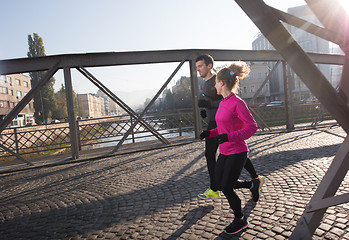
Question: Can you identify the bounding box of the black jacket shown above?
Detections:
[200,75,222,121]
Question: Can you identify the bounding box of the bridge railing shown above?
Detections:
[0,49,343,165]
[0,103,335,162]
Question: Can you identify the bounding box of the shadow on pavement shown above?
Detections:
[0,137,342,239]
[0,149,207,239]
[165,205,214,240]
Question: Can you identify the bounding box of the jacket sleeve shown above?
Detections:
[227,100,258,142]
[209,128,218,138]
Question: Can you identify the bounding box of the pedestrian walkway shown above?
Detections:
[0,125,348,239]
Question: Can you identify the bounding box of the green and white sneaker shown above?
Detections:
[198,188,221,199]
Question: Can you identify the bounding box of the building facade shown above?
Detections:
[0,74,35,126]
[96,90,120,116]
[252,4,331,103]
[239,62,271,104]
[77,93,106,119]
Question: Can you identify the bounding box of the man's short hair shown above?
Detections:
[195,54,214,66]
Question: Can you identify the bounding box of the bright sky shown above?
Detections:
[0,0,317,98]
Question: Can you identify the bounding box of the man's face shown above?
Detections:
[195,60,211,78]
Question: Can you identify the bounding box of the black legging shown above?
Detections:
[204,121,258,189]
[214,152,248,218]
[245,157,258,179]
[205,121,219,189]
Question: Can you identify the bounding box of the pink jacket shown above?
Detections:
[209,93,257,155]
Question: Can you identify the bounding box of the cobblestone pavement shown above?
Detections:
[0,125,348,239]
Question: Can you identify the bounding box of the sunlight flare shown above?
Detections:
[339,0,349,13]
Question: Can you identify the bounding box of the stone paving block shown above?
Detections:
[343,232,349,239]
[0,126,348,239]
[273,234,287,240]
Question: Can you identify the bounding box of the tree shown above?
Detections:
[172,77,192,109]
[52,84,67,120]
[27,33,57,123]
[145,77,205,111]
[52,84,80,120]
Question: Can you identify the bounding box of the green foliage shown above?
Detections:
[52,84,80,120]
[27,33,57,123]
[52,84,68,119]
[150,77,204,111]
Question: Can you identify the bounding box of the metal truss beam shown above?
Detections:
[109,59,187,153]
[305,0,349,102]
[283,61,294,130]
[247,61,279,131]
[64,67,79,160]
[189,58,202,138]
[0,49,345,76]
[235,0,349,133]
[305,0,349,53]
[250,61,280,104]
[270,7,346,46]
[291,136,349,238]
[0,143,33,166]
[76,67,170,150]
[234,0,349,238]
[0,61,60,133]
[0,62,60,164]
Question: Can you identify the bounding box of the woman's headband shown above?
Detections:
[229,71,236,78]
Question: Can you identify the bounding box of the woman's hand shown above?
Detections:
[200,110,207,118]
[215,133,228,144]
[200,130,210,140]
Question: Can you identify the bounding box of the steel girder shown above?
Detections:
[234,0,349,238]
[0,62,60,163]
[64,67,79,160]
[76,67,171,152]
[305,0,349,106]
[0,49,344,75]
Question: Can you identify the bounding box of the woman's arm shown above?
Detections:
[227,100,257,142]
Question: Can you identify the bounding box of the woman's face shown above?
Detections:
[215,77,223,95]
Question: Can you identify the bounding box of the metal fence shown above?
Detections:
[0,49,344,166]
[0,103,335,162]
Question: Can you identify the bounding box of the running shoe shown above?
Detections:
[250,176,264,202]
[224,216,249,235]
[198,188,221,199]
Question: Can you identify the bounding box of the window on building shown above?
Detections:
[9,102,15,108]
[0,75,5,83]
[1,87,8,94]
[243,87,247,93]
[15,79,20,85]
[7,77,12,85]
[9,89,13,96]
[251,86,255,93]
[0,101,8,108]
[23,81,28,87]
[16,91,22,98]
